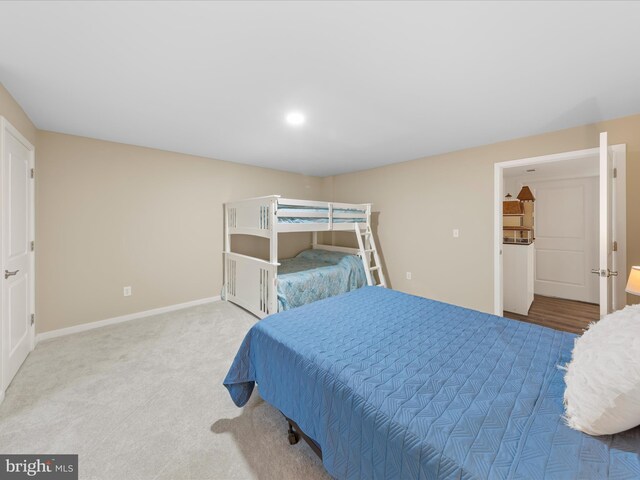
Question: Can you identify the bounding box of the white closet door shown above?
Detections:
[1,119,34,393]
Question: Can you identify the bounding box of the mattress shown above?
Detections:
[277,249,366,311]
[224,287,640,479]
[277,204,367,224]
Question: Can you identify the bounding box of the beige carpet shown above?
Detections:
[0,301,330,480]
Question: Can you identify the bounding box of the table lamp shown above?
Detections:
[626,266,640,296]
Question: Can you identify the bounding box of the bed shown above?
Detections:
[224,287,640,479]
[224,195,385,318]
[277,249,367,311]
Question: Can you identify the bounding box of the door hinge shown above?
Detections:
[30,240,35,252]
[613,167,617,179]
[30,168,35,179]
[30,314,35,326]
[613,240,618,252]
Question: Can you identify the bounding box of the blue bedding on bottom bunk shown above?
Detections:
[224,287,640,479]
[276,249,366,311]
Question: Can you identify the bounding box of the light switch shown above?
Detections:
[453,229,460,238]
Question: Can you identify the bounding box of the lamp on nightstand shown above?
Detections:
[625,266,640,296]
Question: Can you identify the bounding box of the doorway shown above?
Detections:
[493,136,626,328]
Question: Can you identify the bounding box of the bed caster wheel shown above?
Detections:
[288,430,299,445]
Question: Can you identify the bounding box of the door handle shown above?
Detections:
[4,269,19,279]
[591,268,618,277]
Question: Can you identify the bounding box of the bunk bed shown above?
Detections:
[223,195,385,318]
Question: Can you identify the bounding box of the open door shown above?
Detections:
[1,117,35,397]
[597,132,615,317]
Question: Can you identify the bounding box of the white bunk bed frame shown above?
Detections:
[223,195,386,318]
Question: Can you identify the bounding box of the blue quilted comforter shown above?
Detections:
[277,249,366,311]
[224,287,640,479]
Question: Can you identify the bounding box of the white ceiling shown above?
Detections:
[1,1,639,176]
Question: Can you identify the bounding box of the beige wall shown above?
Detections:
[0,83,36,146]
[328,114,640,313]
[4,81,640,332]
[36,132,325,332]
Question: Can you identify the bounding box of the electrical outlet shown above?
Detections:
[453,229,460,238]
[123,286,132,297]
[406,272,412,280]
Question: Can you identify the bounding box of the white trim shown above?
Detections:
[496,147,599,170]
[1,117,34,153]
[599,133,609,316]
[613,145,627,310]
[36,296,220,343]
[494,144,627,316]
[494,162,504,315]
[29,125,36,352]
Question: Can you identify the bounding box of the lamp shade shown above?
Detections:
[626,266,640,296]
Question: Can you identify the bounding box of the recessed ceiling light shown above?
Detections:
[285,111,305,127]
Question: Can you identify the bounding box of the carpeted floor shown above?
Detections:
[0,301,330,480]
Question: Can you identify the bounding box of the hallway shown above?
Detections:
[504,294,599,335]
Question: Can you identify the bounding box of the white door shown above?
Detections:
[532,177,599,303]
[1,118,34,393]
[598,132,614,317]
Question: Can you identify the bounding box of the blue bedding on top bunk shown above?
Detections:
[277,204,367,224]
[277,249,366,311]
[279,217,366,224]
[224,287,640,480]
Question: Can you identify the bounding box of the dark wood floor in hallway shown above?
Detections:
[504,294,599,334]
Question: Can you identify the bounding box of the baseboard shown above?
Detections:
[36,296,221,343]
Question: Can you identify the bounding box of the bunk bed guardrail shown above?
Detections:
[225,252,278,317]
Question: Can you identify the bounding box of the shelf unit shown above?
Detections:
[502,194,534,245]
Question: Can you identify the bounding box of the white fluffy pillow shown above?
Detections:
[563,303,640,436]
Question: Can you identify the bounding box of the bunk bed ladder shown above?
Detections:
[355,223,387,288]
